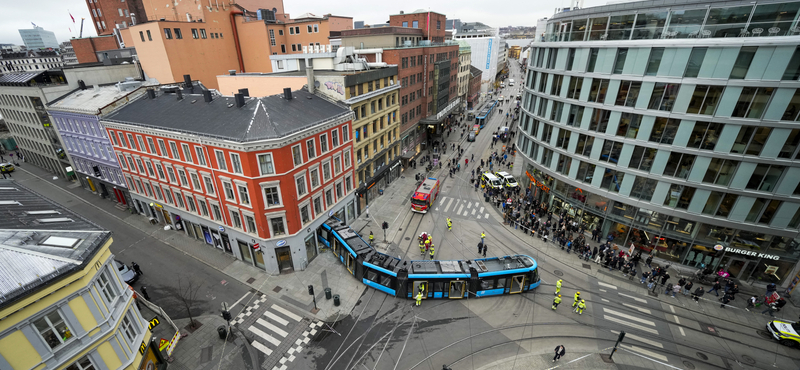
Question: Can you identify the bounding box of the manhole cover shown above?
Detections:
[246,277,256,284]
[696,352,708,360]
[273,286,282,293]
[756,330,773,339]
[405,237,410,240]
[554,270,564,276]
[741,355,755,365]
[582,263,591,269]
[683,360,695,369]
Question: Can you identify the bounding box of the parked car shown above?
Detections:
[495,171,519,188]
[0,163,15,173]
[767,320,800,348]
[115,260,139,284]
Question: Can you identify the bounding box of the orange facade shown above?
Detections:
[106,120,355,240]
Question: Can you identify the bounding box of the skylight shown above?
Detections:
[39,236,81,248]
[0,200,21,205]
[0,187,18,190]
[25,210,60,215]
[37,217,74,223]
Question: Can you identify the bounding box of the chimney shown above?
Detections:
[228,70,237,76]
[146,89,156,99]
[203,90,213,102]
[238,88,249,97]
[234,93,245,108]
[78,80,86,90]
[306,60,315,94]
[183,74,193,93]
[177,89,183,100]
[283,88,292,101]
[400,10,404,14]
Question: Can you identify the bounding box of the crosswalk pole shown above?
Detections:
[609,331,625,360]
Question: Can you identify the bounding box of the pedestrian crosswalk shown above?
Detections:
[434,196,491,219]
[247,304,302,355]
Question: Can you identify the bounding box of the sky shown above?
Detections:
[0,0,607,46]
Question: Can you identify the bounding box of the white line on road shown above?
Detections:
[256,318,289,337]
[669,305,675,314]
[622,303,651,314]
[251,340,273,355]
[475,201,480,207]
[679,327,686,336]
[479,207,484,213]
[611,330,663,348]
[271,304,302,321]
[618,292,648,303]
[264,310,290,326]
[620,344,668,362]
[471,208,476,215]
[232,292,250,307]
[463,210,469,217]
[249,326,281,346]
[672,315,681,324]
[444,198,454,213]
[457,205,464,214]
[601,298,610,303]
[598,281,617,290]
[604,309,657,327]
[466,202,472,209]
[599,289,607,293]
[603,315,659,335]
[484,213,490,219]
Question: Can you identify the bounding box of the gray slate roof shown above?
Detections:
[0,180,109,309]
[0,72,44,84]
[105,88,351,142]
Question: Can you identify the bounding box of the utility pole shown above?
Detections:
[609,331,625,360]
[308,285,317,310]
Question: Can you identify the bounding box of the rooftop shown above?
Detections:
[47,80,152,115]
[105,88,351,142]
[0,180,110,309]
[469,65,483,78]
[391,9,446,16]
[340,26,423,37]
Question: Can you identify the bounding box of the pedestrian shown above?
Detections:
[131,262,143,276]
[365,205,370,218]
[574,299,586,315]
[429,245,435,260]
[572,291,581,308]
[692,286,704,303]
[555,279,562,296]
[553,345,566,362]
[419,240,426,255]
[683,281,693,296]
[141,286,150,301]
[552,295,562,310]
[766,282,777,298]
[746,296,758,311]
[672,283,681,298]
[415,291,423,306]
[708,280,721,296]
[481,232,486,245]
[720,293,732,309]
[761,301,777,316]
[369,231,374,244]
[446,217,452,231]
[477,241,483,255]
[660,273,670,286]
[640,271,649,284]
[645,255,653,268]
[647,276,656,291]
[482,243,487,257]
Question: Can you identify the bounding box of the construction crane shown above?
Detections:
[79,18,85,38]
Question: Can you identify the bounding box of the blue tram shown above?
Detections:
[319,219,540,300]
[475,100,498,128]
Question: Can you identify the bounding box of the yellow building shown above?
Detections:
[508,45,522,60]
[0,180,154,370]
[457,41,472,109]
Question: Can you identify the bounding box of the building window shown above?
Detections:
[164,28,172,39]
[215,150,228,171]
[173,28,183,39]
[300,204,310,224]
[263,186,280,206]
[306,139,316,159]
[630,177,658,201]
[244,215,257,233]
[191,28,199,39]
[587,79,609,103]
[230,210,242,228]
[97,268,118,303]
[270,217,286,236]
[703,158,738,186]
[169,142,180,159]
[647,83,680,111]
[230,153,242,174]
[586,48,599,72]
[34,310,72,349]
[402,21,408,28]
[181,144,193,163]
[320,134,328,153]
[194,147,207,166]
[732,87,774,119]
[211,204,222,220]
[615,81,641,107]
[166,167,177,183]
[281,44,286,53]
[686,85,724,115]
[190,173,202,190]
[292,145,303,166]
[730,46,757,79]
[203,176,215,194]
[310,168,320,188]
[613,48,628,74]
[296,175,307,197]
[139,31,145,42]
[645,47,664,76]
[237,185,250,205]
[120,312,139,343]
[686,122,723,150]
[269,29,276,46]
[747,164,784,192]
[200,29,207,39]
[178,170,189,187]
[258,153,274,175]
[663,152,696,179]
[223,181,235,200]
[684,47,707,78]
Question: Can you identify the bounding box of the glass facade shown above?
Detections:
[521,0,800,287]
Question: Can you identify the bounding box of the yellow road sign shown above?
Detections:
[158,338,169,351]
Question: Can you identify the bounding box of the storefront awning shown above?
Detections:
[419,98,461,125]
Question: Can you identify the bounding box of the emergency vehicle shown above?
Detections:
[767,320,800,348]
[411,178,440,213]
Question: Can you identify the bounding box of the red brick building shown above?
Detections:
[70,35,120,63]
[468,65,483,110]
[102,86,356,273]
[340,10,459,160]
[84,0,147,35]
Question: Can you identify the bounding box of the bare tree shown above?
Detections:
[176,276,203,329]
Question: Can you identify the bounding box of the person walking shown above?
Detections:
[446,217,452,231]
[419,240,426,255]
[645,255,653,268]
[141,286,150,301]
[482,243,487,257]
[640,271,650,284]
[720,292,733,309]
[761,301,777,316]
[672,283,681,298]
[369,231,374,245]
[553,345,566,362]
[555,279,563,296]
[574,299,586,315]
[131,262,143,276]
[572,292,581,308]
[415,291,423,306]
[552,295,562,310]
[480,232,486,245]
[692,286,704,303]
[683,281,693,296]
[660,272,670,286]
[746,296,758,311]
[429,245,435,260]
[708,280,722,297]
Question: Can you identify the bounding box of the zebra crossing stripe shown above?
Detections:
[251,340,273,355]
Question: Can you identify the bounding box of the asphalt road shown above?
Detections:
[295,60,800,370]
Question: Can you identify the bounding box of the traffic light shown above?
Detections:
[308,285,314,296]
[382,221,389,230]
[616,331,626,343]
[222,310,232,321]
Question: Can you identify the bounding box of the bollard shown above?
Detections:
[325,288,332,300]
[333,294,340,307]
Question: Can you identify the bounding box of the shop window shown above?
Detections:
[647,83,680,111]
[615,81,641,107]
[616,113,641,138]
[648,117,679,144]
[662,152,695,179]
[701,157,736,186]
[686,85,724,115]
[686,122,723,150]
[645,47,664,76]
[588,79,609,103]
[731,87,774,119]
[746,164,784,192]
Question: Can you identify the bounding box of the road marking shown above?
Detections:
[471,208,476,215]
[249,326,281,346]
[466,202,472,209]
[611,330,663,348]
[603,315,659,335]
[444,198,454,213]
[232,292,251,307]
[620,344,668,362]
[622,303,651,314]
[668,305,675,313]
[484,213,490,219]
[604,309,657,327]
[271,304,302,321]
[601,298,610,303]
[598,281,617,290]
[457,205,464,214]
[251,340,273,355]
[264,310,290,326]
[479,207,484,213]
[679,327,686,336]
[618,293,647,303]
[672,315,681,324]
[600,289,607,293]
[475,201,480,207]
[463,210,469,217]
[256,318,288,337]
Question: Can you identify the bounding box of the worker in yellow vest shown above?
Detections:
[369,231,374,244]
[429,245,435,260]
[555,279,562,296]
[572,292,581,307]
[415,291,423,306]
[552,295,562,310]
[446,218,452,231]
[575,299,586,315]
[419,240,425,255]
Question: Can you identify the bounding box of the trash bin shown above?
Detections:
[217,326,227,339]
[484,194,489,202]
[333,294,340,307]
[325,288,332,300]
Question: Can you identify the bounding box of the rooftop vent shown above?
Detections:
[177,89,183,100]
[146,89,156,99]
[25,210,60,215]
[228,70,237,76]
[203,90,213,103]
[234,93,245,108]
[283,87,292,100]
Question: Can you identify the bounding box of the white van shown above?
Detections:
[482,173,503,190]
[495,171,519,188]
[509,79,515,86]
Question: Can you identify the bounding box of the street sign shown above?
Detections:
[166,330,181,356]
[329,210,334,217]
[276,240,286,247]
[252,243,260,251]
[219,226,225,233]
[158,338,169,351]
[139,341,147,355]
[148,317,160,330]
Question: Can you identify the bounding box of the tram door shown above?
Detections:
[510,275,525,294]
[413,281,428,299]
[346,253,356,275]
[449,281,465,299]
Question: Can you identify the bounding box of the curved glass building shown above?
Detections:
[518,0,800,288]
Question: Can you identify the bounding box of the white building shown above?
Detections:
[0,50,64,73]
[18,26,59,50]
[60,41,77,65]
[453,22,504,92]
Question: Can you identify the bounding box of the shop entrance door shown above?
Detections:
[275,246,294,274]
[720,256,757,281]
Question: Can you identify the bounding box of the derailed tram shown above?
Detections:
[318,218,540,300]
